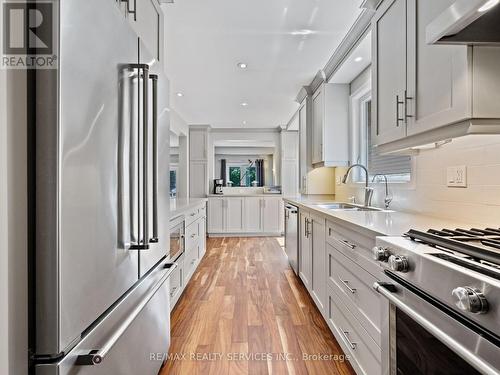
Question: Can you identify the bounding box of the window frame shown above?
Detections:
[169,164,178,198]
[349,79,415,186]
[226,163,257,187]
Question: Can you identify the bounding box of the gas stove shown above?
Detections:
[373,227,500,374]
[374,227,500,336]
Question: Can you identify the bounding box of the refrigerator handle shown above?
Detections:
[120,0,137,21]
[128,64,150,250]
[149,74,159,243]
[76,262,178,366]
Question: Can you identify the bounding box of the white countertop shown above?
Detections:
[208,194,283,197]
[170,198,207,219]
[284,196,481,237]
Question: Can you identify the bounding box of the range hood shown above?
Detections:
[427,0,500,45]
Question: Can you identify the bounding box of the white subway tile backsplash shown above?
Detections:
[335,136,500,225]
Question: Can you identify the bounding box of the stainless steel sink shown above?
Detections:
[312,203,383,212]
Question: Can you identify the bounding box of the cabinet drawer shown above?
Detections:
[185,220,199,251]
[185,207,201,227]
[326,220,380,277]
[327,286,381,375]
[327,243,383,346]
[183,245,198,285]
[169,260,182,310]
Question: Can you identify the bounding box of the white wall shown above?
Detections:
[336,135,500,225]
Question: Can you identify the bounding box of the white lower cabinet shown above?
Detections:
[296,206,386,375]
[299,210,312,290]
[170,202,207,311]
[310,213,326,316]
[327,285,382,375]
[207,196,283,236]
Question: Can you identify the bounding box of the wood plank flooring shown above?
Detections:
[160,237,356,375]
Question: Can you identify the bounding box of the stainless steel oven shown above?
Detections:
[169,217,185,261]
[373,235,500,375]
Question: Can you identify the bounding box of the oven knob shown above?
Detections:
[372,246,390,261]
[388,255,409,273]
[451,287,489,314]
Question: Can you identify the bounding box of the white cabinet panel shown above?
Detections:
[128,0,162,61]
[208,198,224,233]
[262,197,281,234]
[225,197,244,233]
[189,161,207,198]
[298,98,311,194]
[372,0,407,145]
[312,88,324,164]
[244,197,262,233]
[311,213,326,315]
[189,130,208,161]
[299,210,312,291]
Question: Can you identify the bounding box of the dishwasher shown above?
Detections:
[284,204,298,275]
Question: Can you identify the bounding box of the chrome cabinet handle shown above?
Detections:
[337,239,356,250]
[149,74,159,244]
[339,328,357,350]
[128,64,150,250]
[77,262,177,365]
[339,277,356,294]
[396,95,404,127]
[373,282,499,375]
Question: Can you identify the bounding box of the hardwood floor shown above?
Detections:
[161,237,356,375]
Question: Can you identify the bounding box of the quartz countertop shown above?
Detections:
[170,198,207,219]
[283,196,481,237]
[208,194,283,197]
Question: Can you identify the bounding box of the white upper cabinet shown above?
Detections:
[311,83,349,167]
[372,0,407,145]
[298,98,311,194]
[373,0,500,151]
[189,129,209,161]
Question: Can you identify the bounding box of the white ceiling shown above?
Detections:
[164,0,364,128]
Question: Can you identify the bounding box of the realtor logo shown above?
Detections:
[1,0,57,69]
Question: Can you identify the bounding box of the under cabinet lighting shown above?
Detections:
[478,0,499,12]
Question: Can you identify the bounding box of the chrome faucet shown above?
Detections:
[342,164,374,207]
[372,174,393,209]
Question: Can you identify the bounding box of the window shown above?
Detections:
[351,84,411,182]
[170,168,177,198]
[228,164,257,187]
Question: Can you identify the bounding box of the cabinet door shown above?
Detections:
[208,198,224,233]
[298,99,310,193]
[406,0,470,136]
[198,216,206,258]
[311,87,324,164]
[225,198,244,233]
[244,197,263,233]
[311,214,326,314]
[189,130,208,161]
[128,0,162,61]
[299,211,312,290]
[189,161,207,198]
[262,197,281,233]
[372,0,407,145]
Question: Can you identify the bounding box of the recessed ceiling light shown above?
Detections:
[478,0,499,12]
[237,62,247,69]
[241,102,248,107]
[242,121,247,125]
[176,92,183,97]
[291,29,316,36]
[354,56,363,62]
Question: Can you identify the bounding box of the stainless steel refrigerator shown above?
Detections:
[30,1,174,373]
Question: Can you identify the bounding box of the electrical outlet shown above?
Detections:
[447,165,467,188]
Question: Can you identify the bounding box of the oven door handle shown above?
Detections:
[373,282,499,375]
